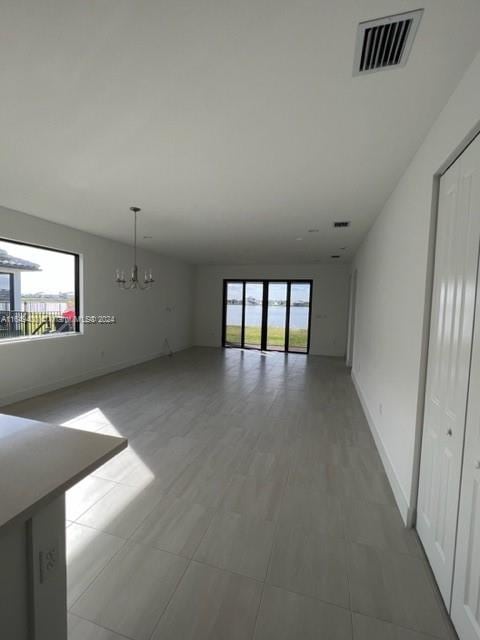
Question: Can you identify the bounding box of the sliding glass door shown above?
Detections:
[288,282,311,353]
[223,280,312,353]
[244,282,263,349]
[266,282,288,351]
[224,281,243,347]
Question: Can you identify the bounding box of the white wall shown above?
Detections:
[351,51,480,524]
[0,206,194,406]
[194,263,350,357]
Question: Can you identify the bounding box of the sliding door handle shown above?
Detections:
[446,429,453,436]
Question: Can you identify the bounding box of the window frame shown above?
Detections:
[0,237,81,342]
[222,278,313,354]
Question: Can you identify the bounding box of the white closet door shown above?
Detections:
[417,135,480,606]
[451,142,480,640]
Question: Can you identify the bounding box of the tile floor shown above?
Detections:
[4,347,458,640]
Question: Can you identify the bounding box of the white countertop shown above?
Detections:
[0,413,127,532]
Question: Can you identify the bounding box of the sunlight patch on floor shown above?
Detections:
[64,408,155,564]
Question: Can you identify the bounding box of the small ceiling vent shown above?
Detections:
[353,9,423,76]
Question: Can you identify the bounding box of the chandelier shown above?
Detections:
[115,207,154,290]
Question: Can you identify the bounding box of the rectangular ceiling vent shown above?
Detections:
[333,221,350,228]
[353,9,423,76]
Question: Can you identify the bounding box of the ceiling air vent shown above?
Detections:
[333,221,350,228]
[353,9,423,76]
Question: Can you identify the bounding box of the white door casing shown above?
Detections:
[346,269,357,367]
[417,135,480,607]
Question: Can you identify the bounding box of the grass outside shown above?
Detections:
[226,324,308,350]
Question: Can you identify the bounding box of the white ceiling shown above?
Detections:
[1,1,480,265]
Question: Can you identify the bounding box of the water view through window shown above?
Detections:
[223,280,312,353]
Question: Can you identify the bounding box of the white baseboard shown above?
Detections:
[0,345,190,407]
[352,370,413,525]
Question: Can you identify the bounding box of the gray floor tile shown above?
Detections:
[268,524,349,607]
[287,459,348,497]
[220,473,285,522]
[168,462,231,508]
[76,481,164,538]
[93,447,156,488]
[352,613,444,639]
[131,494,213,557]
[71,542,187,640]
[66,475,116,521]
[344,466,396,507]
[194,511,275,580]
[254,585,353,640]
[345,499,422,556]
[68,613,128,640]
[332,443,385,473]
[67,523,125,607]
[151,561,263,640]
[348,543,450,639]
[278,483,346,538]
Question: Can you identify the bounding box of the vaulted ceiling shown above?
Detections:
[1,0,480,264]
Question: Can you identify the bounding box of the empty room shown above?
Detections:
[1,1,480,639]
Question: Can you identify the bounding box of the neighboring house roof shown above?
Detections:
[0,248,41,271]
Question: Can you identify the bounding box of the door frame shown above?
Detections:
[221,279,313,354]
[412,122,480,530]
[0,272,15,310]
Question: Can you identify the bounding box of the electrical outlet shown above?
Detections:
[39,545,58,584]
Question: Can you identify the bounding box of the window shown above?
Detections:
[0,238,80,341]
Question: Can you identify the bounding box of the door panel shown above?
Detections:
[244,282,263,349]
[451,144,480,640]
[417,136,480,606]
[417,159,459,580]
[288,282,311,353]
[266,282,287,351]
[224,282,244,347]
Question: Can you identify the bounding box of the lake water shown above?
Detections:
[226,304,309,329]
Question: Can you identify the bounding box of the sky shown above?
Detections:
[227,281,310,303]
[0,240,75,294]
